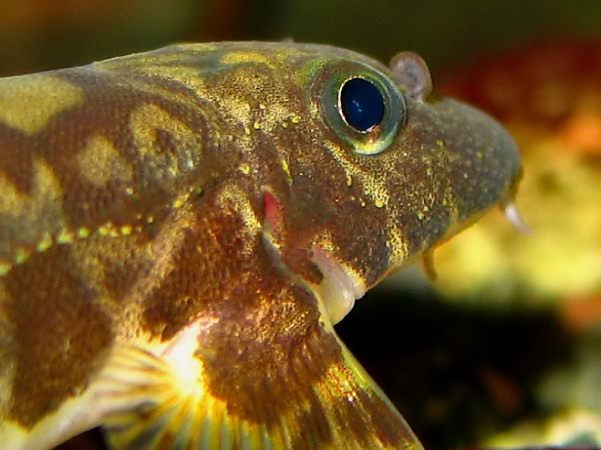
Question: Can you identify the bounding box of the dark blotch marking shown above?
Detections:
[5,246,113,427]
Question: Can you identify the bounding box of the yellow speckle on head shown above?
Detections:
[387,222,410,267]
[280,159,293,185]
[0,75,83,134]
[76,134,134,188]
[238,163,251,175]
[218,97,252,129]
[324,140,390,209]
[77,227,91,239]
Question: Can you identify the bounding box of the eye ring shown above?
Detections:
[317,62,406,155]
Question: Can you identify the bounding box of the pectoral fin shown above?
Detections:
[96,315,421,449]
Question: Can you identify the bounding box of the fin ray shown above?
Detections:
[97,320,422,449]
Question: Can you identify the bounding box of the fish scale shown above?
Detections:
[0,42,522,449]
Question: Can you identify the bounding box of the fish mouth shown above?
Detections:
[260,212,366,325]
[311,245,367,324]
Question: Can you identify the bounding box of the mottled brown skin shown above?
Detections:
[0,42,521,449]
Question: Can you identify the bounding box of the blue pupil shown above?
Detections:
[340,78,385,131]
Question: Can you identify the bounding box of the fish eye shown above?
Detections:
[339,78,385,132]
[318,63,406,155]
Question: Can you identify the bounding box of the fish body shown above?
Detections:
[0,42,521,449]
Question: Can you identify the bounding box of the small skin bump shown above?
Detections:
[56,229,74,244]
[94,221,140,238]
[36,233,53,253]
[0,262,13,276]
[97,225,111,236]
[14,248,31,265]
[171,197,186,209]
[77,227,90,239]
[26,226,95,264]
[120,225,133,236]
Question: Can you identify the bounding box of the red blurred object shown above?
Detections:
[441,38,601,154]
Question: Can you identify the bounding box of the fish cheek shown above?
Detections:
[4,246,113,427]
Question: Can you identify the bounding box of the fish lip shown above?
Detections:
[311,245,367,324]
[260,224,366,324]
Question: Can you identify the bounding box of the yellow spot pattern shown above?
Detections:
[76,134,134,188]
[130,103,201,182]
[0,75,83,134]
[220,51,273,67]
[324,140,391,208]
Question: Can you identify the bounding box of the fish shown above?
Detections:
[0,42,522,449]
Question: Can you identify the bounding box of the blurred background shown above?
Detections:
[2,1,600,448]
